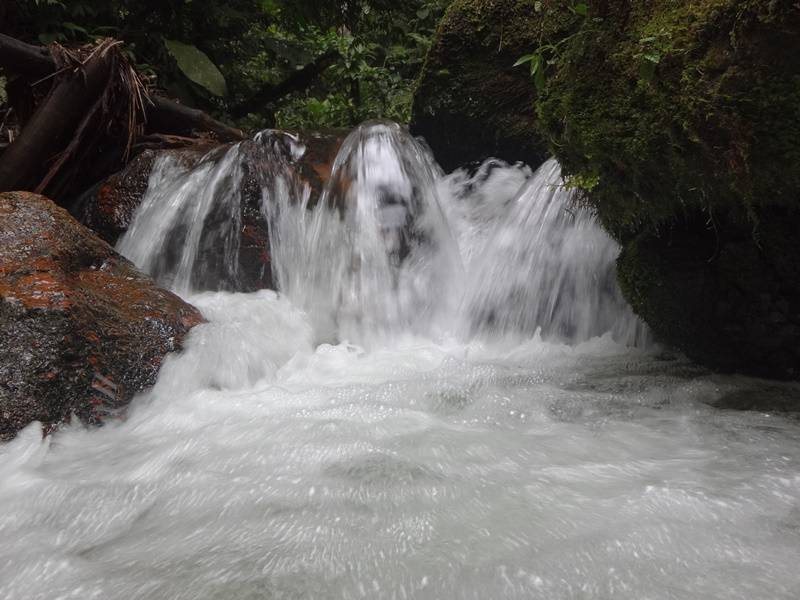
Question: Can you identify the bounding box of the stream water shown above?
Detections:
[1,122,799,599]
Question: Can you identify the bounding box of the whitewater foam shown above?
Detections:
[2,122,799,599]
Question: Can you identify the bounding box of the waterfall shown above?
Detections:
[8,122,800,600]
[455,160,646,346]
[117,120,646,347]
[117,145,248,295]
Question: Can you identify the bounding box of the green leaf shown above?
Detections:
[513,54,537,67]
[534,1,543,12]
[62,22,88,35]
[529,54,543,76]
[534,61,546,92]
[38,32,66,45]
[165,39,228,97]
[642,51,661,64]
[572,3,589,16]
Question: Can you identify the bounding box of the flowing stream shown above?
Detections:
[2,122,799,599]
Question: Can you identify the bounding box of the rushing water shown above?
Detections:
[2,122,800,599]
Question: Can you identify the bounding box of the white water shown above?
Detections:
[2,123,800,599]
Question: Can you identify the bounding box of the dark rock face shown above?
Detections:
[618,210,800,379]
[0,192,205,440]
[410,0,551,172]
[413,0,800,378]
[77,150,159,245]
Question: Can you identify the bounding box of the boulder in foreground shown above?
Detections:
[0,192,204,440]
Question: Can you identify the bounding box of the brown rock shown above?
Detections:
[79,143,221,246]
[77,130,346,292]
[0,191,205,440]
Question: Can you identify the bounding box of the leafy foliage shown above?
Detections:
[3,0,449,129]
[164,39,228,97]
[514,1,592,93]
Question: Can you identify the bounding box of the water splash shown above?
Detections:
[116,132,306,295]
[320,121,463,343]
[453,159,646,346]
[118,120,646,347]
[117,145,247,295]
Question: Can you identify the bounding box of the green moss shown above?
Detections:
[412,0,800,377]
[411,0,583,170]
[535,0,800,240]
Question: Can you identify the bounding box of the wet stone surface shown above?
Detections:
[0,192,204,440]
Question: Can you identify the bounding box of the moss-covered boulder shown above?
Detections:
[618,210,800,378]
[535,0,800,240]
[414,0,800,377]
[411,0,559,171]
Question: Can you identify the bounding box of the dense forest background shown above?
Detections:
[0,0,450,130]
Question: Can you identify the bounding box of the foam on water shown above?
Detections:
[1,122,800,599]
[2,292,800,599]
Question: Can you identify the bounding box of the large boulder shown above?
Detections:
[77,143,221,246]
[0,192,204,440]
[410,0,553,172]
[618,210,800,379]
[414,0,800,378]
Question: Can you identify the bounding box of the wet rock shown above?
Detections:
[618,210,800,379]
[410,0,551,171]
[78,143,220,246]
[0,191,204,440]
[78,130,345,293]
[709,381,800,413]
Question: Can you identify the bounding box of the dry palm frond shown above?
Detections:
[35,38,151,195]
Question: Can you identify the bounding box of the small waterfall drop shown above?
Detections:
[117,120,646,347]
[13,123,800,600]
[117,145,247,295]
[319,121,463,342]
[117,132,307,295]
[455,159,646,346]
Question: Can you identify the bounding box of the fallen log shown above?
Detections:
[149,96,244,142]
[0,43,112,192]
[0,33,53,78]
[0,33,244,142]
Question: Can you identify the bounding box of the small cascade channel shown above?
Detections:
[1,121,799,600]
[118,121,644,347]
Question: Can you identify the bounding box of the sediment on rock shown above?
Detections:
[0,191,204,440]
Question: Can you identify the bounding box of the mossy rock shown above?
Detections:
[414,0,800,378]
[410,0,570,171]
[618,209,800,378]
[539,0,800,377]
[536,0,800,241]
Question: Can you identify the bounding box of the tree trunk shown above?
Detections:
[0,52,111,193]
[231,50,339,120]
[148,96,244,142]
[0,34,53,79]
[0,34,244,143]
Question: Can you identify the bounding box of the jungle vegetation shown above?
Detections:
[1,0,450,129]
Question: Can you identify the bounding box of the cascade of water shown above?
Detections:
[450,159,647,346]
[117,146,246,295]
[319,121,463,343]
[117,132,306,295]
[118,120,646,347]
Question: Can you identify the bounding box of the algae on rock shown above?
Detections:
[412,0,800,378]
